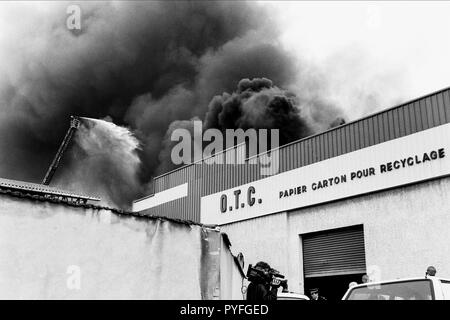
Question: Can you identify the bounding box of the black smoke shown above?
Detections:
[0,1,345,208]
[204,78,312,144]
[155,77,345,175]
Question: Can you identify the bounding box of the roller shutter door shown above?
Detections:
[303,225,366,278]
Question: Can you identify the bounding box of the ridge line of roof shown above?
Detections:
[0,188,218,229]
[0,177,99,200]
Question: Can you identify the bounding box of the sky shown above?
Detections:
[264,1,450,119]
[0,1,448,121]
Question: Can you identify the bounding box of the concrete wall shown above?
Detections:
[221,177,450,294]
[0,195,220,299]
[219,235,245,300]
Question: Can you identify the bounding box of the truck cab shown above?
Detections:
[342,277,450,300]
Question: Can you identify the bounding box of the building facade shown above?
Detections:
[133,87,450,299]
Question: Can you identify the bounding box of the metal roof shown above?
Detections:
[0,177,100,201]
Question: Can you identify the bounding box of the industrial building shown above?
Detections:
[133,87,450,300]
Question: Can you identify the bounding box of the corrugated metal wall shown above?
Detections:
[139,87,450,222]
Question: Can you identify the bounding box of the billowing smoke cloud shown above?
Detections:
[0,1,345,208]
[204,77,312,143]
[155,77,345,175]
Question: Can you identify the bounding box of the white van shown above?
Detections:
[342,277,450,300]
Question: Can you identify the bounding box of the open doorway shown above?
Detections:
[302,225,367,300]
[304,273,366,301]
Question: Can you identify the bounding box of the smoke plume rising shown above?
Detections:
[0,1,345,208]
[154,77,346,175]
[204,77,312,143]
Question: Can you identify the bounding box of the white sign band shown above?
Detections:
[201,123,450,225]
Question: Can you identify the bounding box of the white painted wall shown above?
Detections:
[0,195,218,299]
[221,176,450,294]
